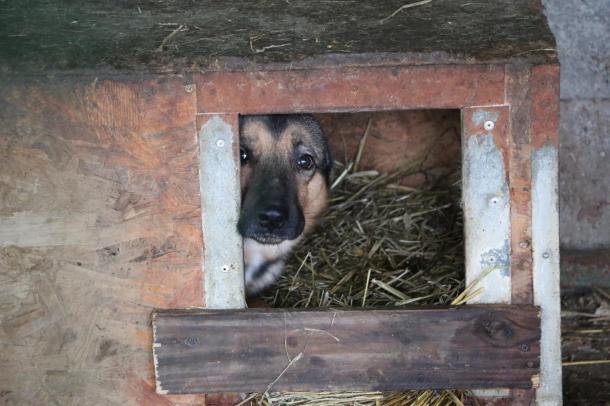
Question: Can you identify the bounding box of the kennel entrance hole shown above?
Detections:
[200,107,513,311]
[248,109,466,309]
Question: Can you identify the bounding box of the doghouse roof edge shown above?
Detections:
[0,0,557,75]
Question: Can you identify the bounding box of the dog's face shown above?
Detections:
[238,115,332,246]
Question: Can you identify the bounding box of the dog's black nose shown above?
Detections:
[257,207,287,229]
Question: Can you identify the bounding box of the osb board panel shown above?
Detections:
[0,77,205,405]
[316,110,460,187]
[0,0,556,74]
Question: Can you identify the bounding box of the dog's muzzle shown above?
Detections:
[238,177,305,244]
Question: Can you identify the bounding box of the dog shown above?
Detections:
[238,114,332,295]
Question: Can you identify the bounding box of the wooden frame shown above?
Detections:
[152,63,561,404]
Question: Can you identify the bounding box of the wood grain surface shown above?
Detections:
[153,305,540,394]
[0,0,556,74]
[0,76,205,405]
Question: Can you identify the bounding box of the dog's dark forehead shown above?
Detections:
[240,114,332,183]
[241,114,324,142]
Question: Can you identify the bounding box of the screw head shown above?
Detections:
[184,84,194,93]
[216,139,225,148]
[484,120,495,131]
[519,240,530,249]
[519,343,530,352]
[542,252,550,259]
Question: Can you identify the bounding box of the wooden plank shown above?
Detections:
[0,0,556,74]
[462,106,511,304]
[197,113,246,309]
[152,305,540,394]
[195,65,506,114]
[506,64,534,305]
[530,64,562,406]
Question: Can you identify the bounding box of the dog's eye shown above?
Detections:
[297,154,315,170]
[240,147,249,165]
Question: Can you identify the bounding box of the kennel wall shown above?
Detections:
[0,1,559,405]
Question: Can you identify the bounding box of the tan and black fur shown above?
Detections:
[238,115,331,294]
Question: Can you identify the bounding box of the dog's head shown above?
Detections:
[238,114,332,245]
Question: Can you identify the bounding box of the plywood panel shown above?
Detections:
[316,110,461,187]
[0,77,205,405]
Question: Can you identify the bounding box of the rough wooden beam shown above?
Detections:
[0,0,556,74]
[530,64,562,406]
[506,63,535,305]
[196,65,505,114]
[462,106,512,304]
[152,305,540,394]
[197,113,245,309]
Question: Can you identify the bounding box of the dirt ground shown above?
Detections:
[561,288,610,405]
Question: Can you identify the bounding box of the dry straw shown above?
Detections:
[263,165,464,311]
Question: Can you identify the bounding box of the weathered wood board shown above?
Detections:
[152,306,541,394]
[318,110,461,188]
[0,0,556,74]
[0,76,206,405]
